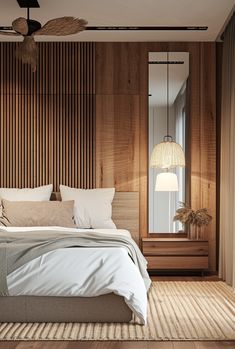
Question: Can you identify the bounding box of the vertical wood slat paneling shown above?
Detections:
[0,42,95,191]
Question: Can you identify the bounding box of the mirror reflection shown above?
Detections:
[148,52,189,233]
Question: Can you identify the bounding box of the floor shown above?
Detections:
[0,276,234,349]
[1,340,234,349]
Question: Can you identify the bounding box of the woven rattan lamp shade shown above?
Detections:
[150,140,185,169]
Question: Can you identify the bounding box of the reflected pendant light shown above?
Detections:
[150,52,185,169]
[155,172,178,191]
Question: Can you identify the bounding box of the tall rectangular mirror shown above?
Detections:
[148,52,189,234]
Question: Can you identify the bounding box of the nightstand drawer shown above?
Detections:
[142,238,209,271]
[146,256,209,270]
[142,239,209,256]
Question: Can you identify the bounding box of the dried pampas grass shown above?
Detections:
[174,202,212,227]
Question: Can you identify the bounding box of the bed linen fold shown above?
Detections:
[0,228,150,296]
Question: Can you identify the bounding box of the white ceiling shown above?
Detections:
[0,0,234,42]
[149,52,189,107]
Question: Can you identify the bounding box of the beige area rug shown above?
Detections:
[0,281,234,341]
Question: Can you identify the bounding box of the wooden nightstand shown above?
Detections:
[142,238,209,271]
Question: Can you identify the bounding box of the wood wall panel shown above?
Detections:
[96,94,140,191]
[95,42,216,270]
[198,44,216,269]
[0,42,95,191]
[95,43,141,95]
[112,192,139,244]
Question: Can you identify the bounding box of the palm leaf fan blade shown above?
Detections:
[15,36,38,72]
[34,17,87,36]
[0,31,20,36]
[12,17,28,35]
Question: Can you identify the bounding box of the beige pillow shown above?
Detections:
[0,200,76,228]
[0,184,53,217]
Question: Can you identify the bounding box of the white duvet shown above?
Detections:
[5,227,150,324]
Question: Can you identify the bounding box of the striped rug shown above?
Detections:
[0,281,234,341]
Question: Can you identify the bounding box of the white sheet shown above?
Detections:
[5,227,149,324]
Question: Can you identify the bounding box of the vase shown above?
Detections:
[188,224,200,239]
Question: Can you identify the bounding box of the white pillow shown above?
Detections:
[0,184,53,216]
[60,185,116,229]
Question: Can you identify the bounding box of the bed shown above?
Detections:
[0,191,150,324]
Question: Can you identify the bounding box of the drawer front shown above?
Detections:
[146,256,209,270]
[142,241,209,256]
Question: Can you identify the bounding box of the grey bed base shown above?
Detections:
[0,294,132,323]
[0,191,139,323]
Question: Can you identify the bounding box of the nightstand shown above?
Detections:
[142,237,209,271]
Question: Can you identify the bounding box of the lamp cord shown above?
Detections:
[164,52,173,143]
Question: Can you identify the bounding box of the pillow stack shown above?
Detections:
[0,184,53,227]
[0,184,53,217]
[0,184,116,229]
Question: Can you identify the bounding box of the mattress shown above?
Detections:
[4,227,149,324]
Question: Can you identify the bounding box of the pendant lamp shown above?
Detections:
[155,172,178,191]
[150,52,185,169]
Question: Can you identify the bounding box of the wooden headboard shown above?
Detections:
[51,191,139,245]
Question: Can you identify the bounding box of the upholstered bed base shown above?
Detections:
[0,192,139,323]
[0,294,132,323]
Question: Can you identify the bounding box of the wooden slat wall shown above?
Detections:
[95,42,216,271]
[0,42,95,191]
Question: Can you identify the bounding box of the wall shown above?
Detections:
[0,42,95,191]
[95,42,216,271]
[0,41,216,270]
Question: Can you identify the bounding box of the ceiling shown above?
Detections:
[149,52,189,107]
[0,0,234,42]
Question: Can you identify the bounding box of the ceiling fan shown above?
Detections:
[0,0,87,71]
